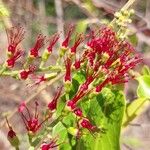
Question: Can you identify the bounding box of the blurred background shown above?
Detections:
[0,0,150,149]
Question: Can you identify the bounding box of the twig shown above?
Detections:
[54,0,64,45]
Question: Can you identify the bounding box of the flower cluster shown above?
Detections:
[3,24,142,149]
[64,26,141,131]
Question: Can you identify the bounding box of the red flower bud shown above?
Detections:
[47,33,59,53]
[62,25,74,48]
[19,65,36,80]
[30,34,45,58]
[6,50,23,68]
[41,138,59,150]
[5,117,20,147]
[80,118,96,132]
[70,33,84,54]
[74,108,83,117]
[48,86,63,111]
[73,59,81,70]
[64,57,72,82]
[6,26,25,54]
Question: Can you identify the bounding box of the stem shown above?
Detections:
[121,0,136,10]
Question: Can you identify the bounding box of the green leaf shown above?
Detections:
[122,98,148,127]
[128,33,138,46]
[52,122,68,143]
[142,65,150,75]
[137,75,150,98]
[77,89,125,150]
[76,20,88,33]
[52,122,72,150]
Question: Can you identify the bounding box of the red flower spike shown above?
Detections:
[62,25,74,48]
[41,138,59,150]
[6,50,23,68]
[18,101,50,133]
[30,34,46,58]
[47,33,60,53]
[80,118,96,132]
[6,26,25,54]
[48,86,63,111]
[64,57,72,82]
[70,33,84,54]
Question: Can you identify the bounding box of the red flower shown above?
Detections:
[70,33,84,54]
[6,26,25,54]
[6,50,23,68]
[30,34,45,58]
[67,75,94,108]
[62,25,74,48]
[73,59,81,70]
[30,75,47,86]
[80,118,96,132]
[18,101,50,133]
[19,65,36,80]
[47,33,59,53]
[48,86,63,111]
[41,138,59,150]
[64,57,72,82]
[74,108,83,117]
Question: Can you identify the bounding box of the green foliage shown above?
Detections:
[128,33,138,46]
[137,75,150,99]
[0,3,9,17]
[77,89,125,150]
[122,66,150,127]
[75,20,88,33]
[54,71,125,150]
[142,65,150,76]
[122,98,148,127]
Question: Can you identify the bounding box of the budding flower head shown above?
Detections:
[18,101,50,133]
[30,34,46,58]
[48,86,63,111]
[5,117,20,147]
[6,26,25,55]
